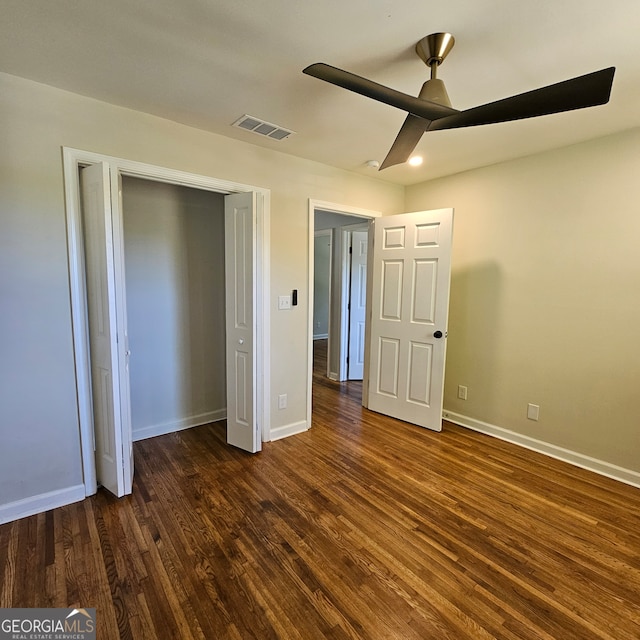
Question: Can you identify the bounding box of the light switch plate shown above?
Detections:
[278,295,291,310]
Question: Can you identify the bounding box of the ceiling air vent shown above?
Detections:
[232,114,295,141]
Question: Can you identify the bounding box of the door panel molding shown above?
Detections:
[339,224,370,381]
[367,208,454,431]
[80,162,128,496]
[225,192,259,452]
[347,230,368,380]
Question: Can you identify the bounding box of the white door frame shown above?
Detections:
[63,147,271,496]
[307,200,380,427]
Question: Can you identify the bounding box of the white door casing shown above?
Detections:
[80,163,132,496]
[348,230,368,380]
[307,201,381,427]
[65,148,270,497]
[225,192,260,453]
[367,209,454,431]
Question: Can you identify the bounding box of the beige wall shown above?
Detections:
[122,177,226,439]
[0,71,403,512]
[406,129,640,473]
[2,66,638,518]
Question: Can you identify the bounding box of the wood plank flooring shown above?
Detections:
[2,339,640,638]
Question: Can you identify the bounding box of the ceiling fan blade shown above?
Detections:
[380,114,430,170]
[303,63,459,121]
[428,67,615,132]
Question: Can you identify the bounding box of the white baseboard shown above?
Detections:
[132,409,226,442]
[0,484,85,525]
[269,420,309,441]
[313,334,329,340]
[443,410,640,489]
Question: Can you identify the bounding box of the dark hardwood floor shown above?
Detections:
[2,339,640,638]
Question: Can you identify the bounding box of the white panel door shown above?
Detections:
[225,192,260,453]
[348,230,368,380]
[81,163,132,496]
[367,209,453,431]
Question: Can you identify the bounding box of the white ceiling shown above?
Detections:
[2,0,640,186]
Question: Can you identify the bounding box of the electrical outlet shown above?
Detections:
[278,394,287,409]
[457,385,468,400]
[527,403,540,421]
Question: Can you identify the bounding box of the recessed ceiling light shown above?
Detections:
[408,155,423,167]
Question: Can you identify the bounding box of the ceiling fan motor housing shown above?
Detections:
[418,78,452,108]
[416,32,455,67]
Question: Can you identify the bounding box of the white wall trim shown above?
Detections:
[270,420,309,442]
[132,410,226,442]
[444,410,640,489]
[0,485,85,525]
[63,146,271,497]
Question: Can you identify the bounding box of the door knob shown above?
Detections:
[434,330,443,339]
[238,338,244,345]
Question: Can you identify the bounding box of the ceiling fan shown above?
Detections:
[303,33,615,170]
